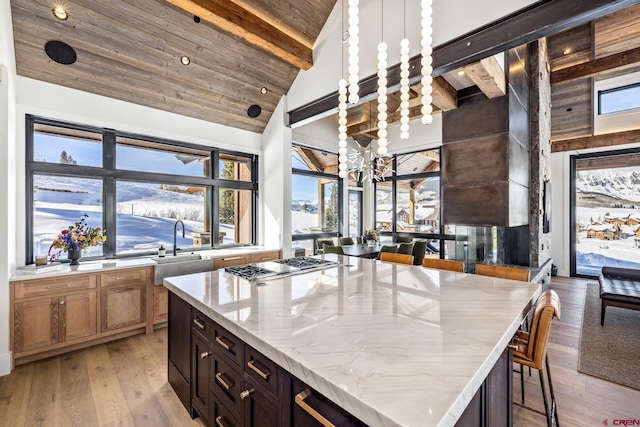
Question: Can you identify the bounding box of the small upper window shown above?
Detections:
[219,153,253,182]
[292,145,338,173]
[598,83,640,115]
[33,124,102,167]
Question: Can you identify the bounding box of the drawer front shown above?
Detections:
[213,256,248,270]
[210,394,241,427]
[14,275,96,299]
[245,346,278,397]
[292,378,367,427]
[100,268,148,287]
[213,324,244,367]
[192,308,213,341]
[211,356,243,418]
[249,251,280,263]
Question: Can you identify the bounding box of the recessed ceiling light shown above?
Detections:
[260,87,268,95]
[457,70,465,76]
[52,5,68,20]
[180,55,190,66]
[563,48,571,55]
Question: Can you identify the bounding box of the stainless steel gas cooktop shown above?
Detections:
[224,256,337,281]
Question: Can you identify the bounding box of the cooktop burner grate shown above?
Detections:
[224,265,276,281]
[274,256,336,269]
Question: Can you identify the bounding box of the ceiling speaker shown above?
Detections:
[45,40,77,65]
[247,104,262,118]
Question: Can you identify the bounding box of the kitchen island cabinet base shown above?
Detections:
[167,290,513,427]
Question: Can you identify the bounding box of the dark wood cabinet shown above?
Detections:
[242,374,279,427]
[192,327,212,422]
[292,378,367,427]
[168,291,192,413]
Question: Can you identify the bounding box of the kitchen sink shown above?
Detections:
[153,253,214,285]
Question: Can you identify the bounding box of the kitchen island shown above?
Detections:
[164,254,541,427]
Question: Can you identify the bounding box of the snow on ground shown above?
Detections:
[576,206,640,275]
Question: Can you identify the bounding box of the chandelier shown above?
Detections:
[337,0,434,178]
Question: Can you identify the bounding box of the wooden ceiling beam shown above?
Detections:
[347,105,424,136]
[166,0,313,70]
[431,77,458,111]
[463,56,506,98]
[551,128,640,152]
[294,147,323,172]
[576,153,640,170]
[551,46,640,85]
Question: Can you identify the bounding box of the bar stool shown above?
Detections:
[510,289,561,427]
[422,258,465,272]
[379,252,414,265]
[475,263,531,282]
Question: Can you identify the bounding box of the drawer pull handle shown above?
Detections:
[215,372,233,391]
[215,416,227,427]
[295,390,335,427]
[200,351,210,359]
[193,318,205,330]
[46,283,72,289]
[223,256,243,261]
[247,359,270,380]
[215,336,232,351]
[59,299,65,305]
[240,388,254,400]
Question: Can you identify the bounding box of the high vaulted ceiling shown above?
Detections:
[10,0,336,133]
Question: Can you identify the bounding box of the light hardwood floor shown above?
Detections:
[0,277,639,426]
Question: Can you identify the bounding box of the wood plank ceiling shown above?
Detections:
[548,3,640,150]
[10,0,335,133]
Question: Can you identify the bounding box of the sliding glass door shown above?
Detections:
[572,148,640,276]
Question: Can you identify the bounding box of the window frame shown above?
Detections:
[26,115,258,264]
[291,143,343,249]
[373,147,451,254]
[597,81,640,116]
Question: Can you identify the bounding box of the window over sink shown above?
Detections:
[26,116,258,264]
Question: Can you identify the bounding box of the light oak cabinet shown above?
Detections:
[248,251,280,263]
[153,286,169,324]
[12,278,98,355]
[100,282,146,332]
[213,250,281,270]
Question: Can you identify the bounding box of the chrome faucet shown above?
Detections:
[173,220,185,256]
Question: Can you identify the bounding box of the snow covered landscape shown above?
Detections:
[33,175,234,258]
[575,167,640,275]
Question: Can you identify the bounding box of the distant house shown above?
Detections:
[627,216,640,226]
[603,215,628,227]
[586,223,619,240]
[620,224,640,239]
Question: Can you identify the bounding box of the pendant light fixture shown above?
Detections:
[338,0,349,179]
[420,0,434,125]
[399,0,410,140]
[376,0,388,157]
[347,0,360,104]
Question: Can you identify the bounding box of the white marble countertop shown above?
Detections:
[10,246,280,281]
[164,254,541,427]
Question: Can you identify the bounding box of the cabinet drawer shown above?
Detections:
[100,268,148,287]
[213,256,248,270]
[245,346,278,397]
[211,356,243,418]
[210,394,241,427]
[213,323,244,367]
[249,251,280,263]
[14,275,96,299]
[292,378,367,427]
[192,308,213,340]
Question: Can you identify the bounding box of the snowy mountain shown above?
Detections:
[576,168,640,203]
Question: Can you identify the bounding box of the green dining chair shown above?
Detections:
[393,235,413,244]
[316,239,334,250]
[397,242,414,255]
[411,240,428,265]
[339,237,354,246]
[323,244,344,255]
[376,245,398,260]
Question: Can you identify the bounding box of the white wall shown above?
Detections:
[550,142,640,277]
[0,0,17,376]
[262,97,292,256]
[288,0,539,111]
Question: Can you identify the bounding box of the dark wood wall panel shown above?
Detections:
[551,79,592,141]
[547,24,592,72]
[442,95,508,143]
[595,3,640,57]
[443,182,510,227]
[441,135,510,186]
